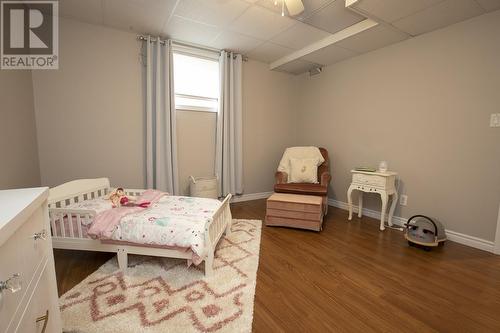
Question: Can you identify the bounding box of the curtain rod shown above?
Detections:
[137,35,248,61]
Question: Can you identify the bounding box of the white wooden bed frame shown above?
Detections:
[47,178,232,276]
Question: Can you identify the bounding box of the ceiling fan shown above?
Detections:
[274,0,305,17]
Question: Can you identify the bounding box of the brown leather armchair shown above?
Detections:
[274,147,331,214]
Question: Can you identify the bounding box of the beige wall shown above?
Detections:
[242,60,299,194]
[32,19,298,195]
[177,60,300,195]
[296,10,500,241]
[0,70,40,189]
[32,18,145,189]
[176,110,217,195]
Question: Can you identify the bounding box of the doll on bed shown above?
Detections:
[108,188,150,208]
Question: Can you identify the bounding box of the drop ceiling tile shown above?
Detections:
[349,0,443,23]
[254,0,332,18]
[59,0,104,25]
[295,0,335,20]
[392,0,485,36]
[174,0,249,28]
[164,15,221,45]
[475,0,500,11]
[210,31,264,53]
[275,59,317,75]
[255,0,333,20]
[103,0,176,35]
[229,5,296,39]
[255,0,290,16]
[271,22,330,50]
[302,44,357,65]
[335,24,408,53]
[304,0,365,34]
[247,42,294,63]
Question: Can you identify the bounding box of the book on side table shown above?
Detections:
[354,166,377,172]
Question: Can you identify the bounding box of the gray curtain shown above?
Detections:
[145,37,179,194]
[215,51,243,197]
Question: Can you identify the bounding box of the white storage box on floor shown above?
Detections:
[189,176,218,199]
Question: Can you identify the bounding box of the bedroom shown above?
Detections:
[1,0,500,332]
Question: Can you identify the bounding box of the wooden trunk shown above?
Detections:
[265,193,324,231]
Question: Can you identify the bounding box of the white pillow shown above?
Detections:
[277,147,325,180]
[288,158,319,184]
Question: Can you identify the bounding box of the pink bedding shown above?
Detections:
[54,220,191,252]
[54,192,225,265]
[53,190,165,239]
[87,190,165,239]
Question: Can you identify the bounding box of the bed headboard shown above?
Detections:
[48,178,110,207]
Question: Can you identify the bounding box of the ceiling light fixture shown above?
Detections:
[309,66,323,76]
[273,0,305,17]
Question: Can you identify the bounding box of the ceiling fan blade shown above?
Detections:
[285,0,305,16]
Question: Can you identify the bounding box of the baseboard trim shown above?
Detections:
[231,191,273,203]
[231,194,495,253]
[494,204,500,255]
[444,230,495,253]
[328,198,408,226]
[328,198,495,253]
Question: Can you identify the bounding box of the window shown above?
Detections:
[173,52,219,112]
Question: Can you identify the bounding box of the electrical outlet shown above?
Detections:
[400,195,408,206]
[490,113,500,127]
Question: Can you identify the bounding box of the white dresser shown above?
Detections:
[0,188,62,333]
[347,170,399,231]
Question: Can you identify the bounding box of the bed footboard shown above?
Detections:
[204,194,232,276]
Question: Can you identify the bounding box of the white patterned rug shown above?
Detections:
[60,219,262,333]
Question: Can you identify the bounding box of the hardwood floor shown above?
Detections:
[54,200,500,332]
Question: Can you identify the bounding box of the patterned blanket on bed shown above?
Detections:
[114,196,222,262]
[67,195,223,264]
[87,190,165,239]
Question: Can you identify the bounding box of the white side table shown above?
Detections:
[347,170,398,231]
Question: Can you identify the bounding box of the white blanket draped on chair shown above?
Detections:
[144,37,179,194]
[216,50,243,197]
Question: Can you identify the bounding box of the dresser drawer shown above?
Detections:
[0,207,50,331]
[352,174,386,187]
[13,259,61,333]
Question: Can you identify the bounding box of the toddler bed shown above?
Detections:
[47,178,232,276]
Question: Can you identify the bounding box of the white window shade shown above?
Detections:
[173,52,219,112]
[175,94,218,112]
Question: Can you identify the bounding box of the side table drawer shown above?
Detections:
[352,174,386,187]
[352,184,380,193]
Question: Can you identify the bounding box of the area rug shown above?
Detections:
[60,219,262,333]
